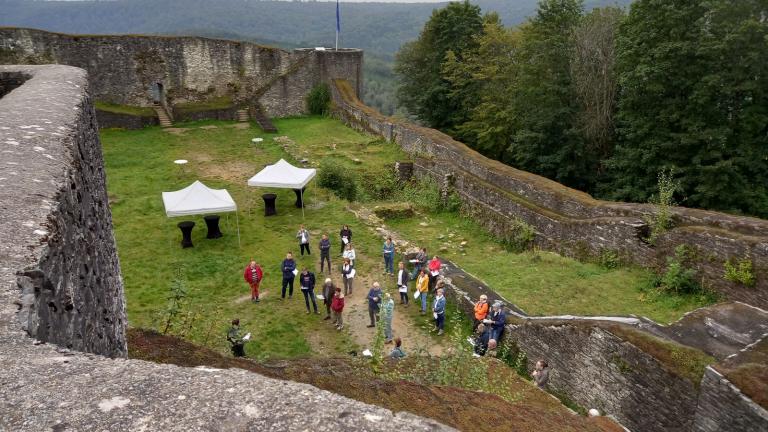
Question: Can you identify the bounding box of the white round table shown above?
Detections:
[251,138,264,143]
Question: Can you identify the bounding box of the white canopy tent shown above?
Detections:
[162,180,240,246]
[247,159,317,218]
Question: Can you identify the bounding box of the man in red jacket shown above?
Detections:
[244,260,263,303]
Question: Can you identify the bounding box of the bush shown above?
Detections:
[306,83,331,116]
[645,169,679,244]
[598,249,620,269]
[724,257,756,287]
[359,166,399,201]
[657,245,700,295]
[318,160,358,201]
[499,218,536,253]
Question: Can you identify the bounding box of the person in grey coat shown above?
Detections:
[532,359,550,389]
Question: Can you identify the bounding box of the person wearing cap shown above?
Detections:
[483,301,506,342]
[473,295,489,328]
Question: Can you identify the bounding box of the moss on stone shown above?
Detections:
[174,96,233,113]
[95,101,155,117]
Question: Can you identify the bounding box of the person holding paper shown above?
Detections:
[382,237,395,275]
[396,261,409,306]
[343,243,356,267]
[297,224,311,256]
[410,247,427,279]
[341,258,355,295]
[243,260,263,303]
[339,225,352,254]
[331,286,345,330]
[483,301,506,342]
[281,252,297,299]
[473,295,489,329]
[299,267,318,314]
[433,287,446,336]
[416,268,429,314]
[428,255,442,292]
[366,282,383,328]
[382,292,395,344]
[321,277,335,320]
[319,234,332,273]
[227,318,246,357]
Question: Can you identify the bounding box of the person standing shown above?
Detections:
[532,360,550,389]
[473,295,489,329]
[321,277,335,320]
[340,224,352,254]
[366,282,383,328]
[396,261,409,305]
[433,288,446,336]
[382,237,395,275]
[297,224,311,256]
[484,301,506,342]
[343,243,356,267]
[341,257,354,295]
[299,267,318,314]
[428,255,442,291]
[227,319,246,357]
[319,234,332,273]
[416,268,429,314]
[281,252,297,299]
[331,287,345,330]
[410,247,427,279]
[243,260,263,303]
[389,338,406,359]
[382,292,395,344]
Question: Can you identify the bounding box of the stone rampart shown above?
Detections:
[330,79,768,309]
[693,366,768,432]
[0,65,450,431]
[0,28,363,119]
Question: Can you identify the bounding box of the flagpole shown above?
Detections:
[335,0,340,50]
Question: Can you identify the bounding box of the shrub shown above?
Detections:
[359,166,399,201]
[724,257,756,287]
[657,245,700,295]
[318,160,358,201]
[306,83,331,116]
[598,249,620,269]
[645,169,679,244]
[499,218,536,253]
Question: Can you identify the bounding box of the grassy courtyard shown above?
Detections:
[102,116,713,363]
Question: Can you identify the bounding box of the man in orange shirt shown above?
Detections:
[473,295,489,329]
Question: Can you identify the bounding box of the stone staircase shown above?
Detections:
[250,105,277,133]
[236,109,249,122]
[154,106,173,128]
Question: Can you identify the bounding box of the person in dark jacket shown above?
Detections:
[366,282,383,327]
[382,237,395,275]
[321,278,335,319]
[319,234,331,273]
[227,318,246,357]
[483,301,506,342]
[410,247,427,279]
[281,252,297,299]
[299,267,318,314]
[472,323,491,357]
[396,261,409,305]
[340,225,352,254]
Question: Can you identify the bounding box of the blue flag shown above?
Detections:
[336,0,341,34]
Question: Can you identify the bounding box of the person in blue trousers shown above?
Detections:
[433,287,446,336]
[382,236,395,275]
[483,301,506,342]
[281,252,296,299]
[299,267,318,314]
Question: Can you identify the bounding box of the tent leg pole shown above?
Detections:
[236,211,241,248]
[301,188,305,219]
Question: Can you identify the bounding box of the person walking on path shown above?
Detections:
[321,277,335,320]
[227,319,246,357]
[366,282,383,328]
[281,252,297,299]
[319,234,332,273]
[343,243,356,267]
[389,337,406,359]
[396,261,409,306]
[340,224,352,255]
[433,287,447,336]
[428,255,442,292]
[297,224,311,256]
[382,237,395,275]
[410,247,427,279]
[331,287,345,330]
[416,268,429,314]
[484,301,506,342]
[341,257,355,295]
[299,267,318,314]
[382,292,395,344]
[243,260,263,303]
[532,360,550,389]
[473,295,489,329]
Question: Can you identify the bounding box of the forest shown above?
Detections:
[395,0,768,218]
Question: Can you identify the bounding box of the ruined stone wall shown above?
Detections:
[693,366,768,432]
[0,28,363,118]
[330,79,768,309]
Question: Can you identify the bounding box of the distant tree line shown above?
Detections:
[395,0,768,218]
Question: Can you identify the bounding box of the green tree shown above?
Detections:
[603,0,768,217]
[394,1,484,132]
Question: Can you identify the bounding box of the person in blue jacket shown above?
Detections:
[382,236,395,275]
[366,282,383,328]
[483,301,506,342]
[281,252,296,299]
[433,287,446,336]
[299,267,318,314]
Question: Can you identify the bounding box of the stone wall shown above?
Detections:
[96,109,159,129]
[693,366,768,432]
[0,64,450,431]
[0,28,363,119]
[330,79,768,309]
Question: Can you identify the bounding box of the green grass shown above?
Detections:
[384,211,713,324]
[174,96,233,113]
[95,101,156,117]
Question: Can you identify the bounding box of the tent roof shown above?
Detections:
[247,159,317,189]
[162,180,237,217]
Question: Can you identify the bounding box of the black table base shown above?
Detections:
[293,187,306,208]
[177,221,195,248]
[204,215,222,239]
[262,193,277,216]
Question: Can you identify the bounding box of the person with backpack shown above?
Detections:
[243,260,263,303]
[299,267,318,314]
